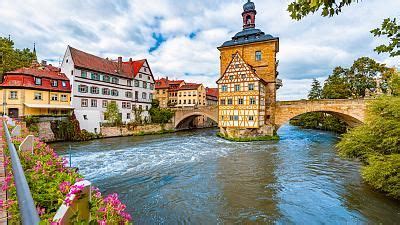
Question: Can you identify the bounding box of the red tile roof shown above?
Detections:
[179,83,202,90]
[206,87,218,97]
[1,66,71,92]
[155,78,185,90]
[68,46,147,79]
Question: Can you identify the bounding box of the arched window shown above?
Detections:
[246,15,252,24]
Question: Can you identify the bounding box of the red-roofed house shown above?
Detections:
[206,87,218,106]
[0,64,73,117]
[155,77,185,108]
[176,83,206,107]
[61,46,155,132]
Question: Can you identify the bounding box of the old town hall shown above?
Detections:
[217,0,280,138]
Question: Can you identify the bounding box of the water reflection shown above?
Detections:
[51,126,400,224]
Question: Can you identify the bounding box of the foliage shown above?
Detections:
[287,0,359,20]
[371,18,400,57]
[132,106,144,124]
[308,78,322,100]
[216,132,279,142]
[0,123,132,223]
[287,2,399,58]
[0,36,36,78]
[361,154,400,199]
[383,69,400,96]
[104,101,121,126]
[337,96,400,199]
[145,99,175,124]
[321,67,352,99]
[290,113,347,133]
[347,57,386,98]
[51,114,97,141]
[24,116,40,133]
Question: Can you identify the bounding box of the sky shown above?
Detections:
[0,0,399,100]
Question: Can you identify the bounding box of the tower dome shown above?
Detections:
[243,0,255,12]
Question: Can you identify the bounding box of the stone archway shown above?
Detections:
[174,112,218,129]
[274,99,368,129]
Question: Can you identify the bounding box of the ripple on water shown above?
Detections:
[51,127,400,224]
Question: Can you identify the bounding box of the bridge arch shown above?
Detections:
[274,99,367,129]
[173,106,218,129]
[174,112,218,129]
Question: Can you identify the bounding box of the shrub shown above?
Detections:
[337,96,400,199]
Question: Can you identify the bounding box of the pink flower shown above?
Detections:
[59,181,71,194]
[36,206,45,216]
[97,220,106,225]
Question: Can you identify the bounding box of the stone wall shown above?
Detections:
[100,123,174,138]
[37,121,56,142]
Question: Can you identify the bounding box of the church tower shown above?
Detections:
[217,0,280,139]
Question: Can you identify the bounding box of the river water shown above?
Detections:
[51,125,400,224]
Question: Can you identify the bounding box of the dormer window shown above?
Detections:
[61,81,67,87]
[51,80,58,87]
[35,77,42,85]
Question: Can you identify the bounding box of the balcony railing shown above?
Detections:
[3,120,40,225]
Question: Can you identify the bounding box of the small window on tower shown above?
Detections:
[246,15,252,24]
[255,51,262,61]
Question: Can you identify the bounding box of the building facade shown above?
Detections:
[217,0,279,138]
[176,84,206,107]
[206,87,218,106]
[61,46,155,133]
[0,63,72,117]
[155,78,185,108]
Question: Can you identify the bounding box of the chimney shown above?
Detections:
[41,60,47,66]
[117,56,122,73]
[129,58,132,63]
[166,76,168,81]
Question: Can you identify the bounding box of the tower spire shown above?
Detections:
[242,0,257,29]
[31,42,39,68]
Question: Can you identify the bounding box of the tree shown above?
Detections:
[287,0,359,20]
[0,36,36,78]
[371,18,400,57]
[148,99,175,124]
[321,67,352,99]
[132,106,144,124]
[104,101,121,126]
[337,96,400,199]
[287,1,399,58]
[347,57,386,98]
[308,78,322,100]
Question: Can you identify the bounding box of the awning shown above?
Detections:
[24,103,74,109]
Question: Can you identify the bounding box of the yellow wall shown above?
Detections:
[155,88,169,108]
[219,40,278,82]
[0,88,71,117]
[218,40,278,125]
[177,85,206,107]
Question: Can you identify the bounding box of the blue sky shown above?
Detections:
[0,0,399,100]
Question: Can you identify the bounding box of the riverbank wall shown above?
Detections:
[100,123,175,138]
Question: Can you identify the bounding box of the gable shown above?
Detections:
[216,52,261,84]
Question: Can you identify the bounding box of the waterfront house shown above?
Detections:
[176,83,206,107]
[155,77,185,108]
[206,87,218,106]
[60,46,155,133]
[217,0,279,138]
[0,62,72,117]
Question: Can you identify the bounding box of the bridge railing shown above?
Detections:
[2,120,40,225]
[276,99,366,105]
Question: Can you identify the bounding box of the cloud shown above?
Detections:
[0,0,399,100]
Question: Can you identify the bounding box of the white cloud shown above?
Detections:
[0,0,399,99]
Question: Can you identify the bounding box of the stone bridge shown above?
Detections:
[172,99,368,129]
[172,106,218,128]
[274,99,367,128]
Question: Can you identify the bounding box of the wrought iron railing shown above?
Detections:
[2,120,40,224]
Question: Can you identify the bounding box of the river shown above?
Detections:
[51,125,400,224]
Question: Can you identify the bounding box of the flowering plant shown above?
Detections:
[0,122,132,224]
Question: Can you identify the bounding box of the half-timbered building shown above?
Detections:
[217,0,279,138]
